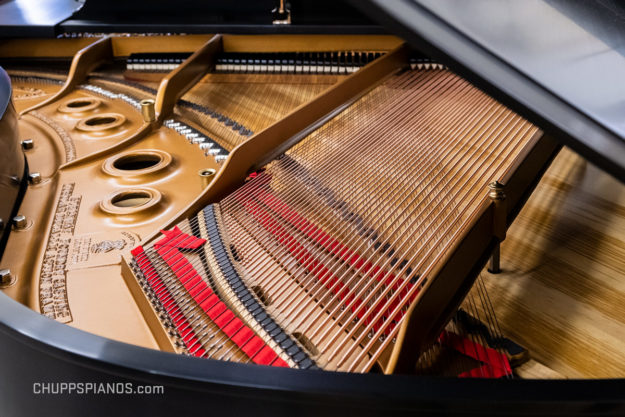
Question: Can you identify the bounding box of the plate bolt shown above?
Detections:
[12,215,27,229]
[21,139,34,150]
[0,269,13,286]
[29,172,42,184]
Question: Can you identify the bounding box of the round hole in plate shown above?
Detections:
[111,191,152,208]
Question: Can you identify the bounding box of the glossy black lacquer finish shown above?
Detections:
[61,0,383,35]
[350,0,625,182]
[0,0,84,37]
[1,291,625,416]
[0,0,382,38]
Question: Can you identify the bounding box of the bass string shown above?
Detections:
[219,71,467,325]
[135,68,536,370]
[135,68,448,360]
[473,275,513,378]
[220,71,462,291]
[139,70,504,366]
[193,71,470,348]
[452,277,512,379]
[140,101,520,370]
[338,118,532,370]
[477,274,508,359]
[250,79,528,368]
[382,162,479,378]
[232,79,504,344]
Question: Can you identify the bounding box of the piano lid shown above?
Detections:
[0,0,85,37]
[351,0,625,182]
[0,0,383,37]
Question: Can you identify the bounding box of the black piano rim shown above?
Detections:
[1,292,624,416]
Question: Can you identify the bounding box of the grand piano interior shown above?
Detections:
[0,0,624,415]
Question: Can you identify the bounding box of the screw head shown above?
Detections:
[0,269,12,286]
[0,219,3,230]
[28,172,42,184]
[21,139,34,150]
[12,215,27,229]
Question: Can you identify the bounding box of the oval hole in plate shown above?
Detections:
[76,113,125,132]
[66,100,92,108]
[58,97,101,113]
[85,116,117,126]
[111,191,152,208]
[113,153,163,171]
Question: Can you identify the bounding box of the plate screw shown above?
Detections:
[12,215,27,229]
[0,269,12,286]
[21,139,34,150]
[29,172,42,184]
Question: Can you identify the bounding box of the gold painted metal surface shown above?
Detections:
[21,88,146,165]
[20,36,113,115]
[9,74,65,112]
[220,34,403,53]
[3,119,221,347]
